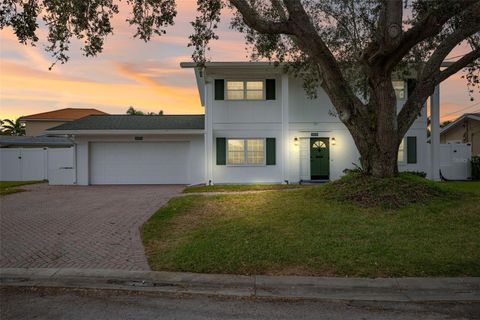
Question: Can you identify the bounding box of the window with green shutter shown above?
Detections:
[407,79,417,98]
[407,136,417,164]
[266,138,276,165]
[266,79,276,100]
[214,79,225,100]
[216,137,226,165]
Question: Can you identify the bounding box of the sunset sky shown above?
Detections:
[0,0,478,122]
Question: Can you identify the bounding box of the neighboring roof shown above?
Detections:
[440,112,480,135]
[19,108,108,121]
[47,115,205,133]
[0,135,73,147]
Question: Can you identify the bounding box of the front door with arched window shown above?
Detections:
[310,138,330,180]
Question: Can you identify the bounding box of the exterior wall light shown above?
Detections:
[294,137,299,146]
[331,137,336,146]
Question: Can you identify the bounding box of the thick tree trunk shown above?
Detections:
[346,76,400,178]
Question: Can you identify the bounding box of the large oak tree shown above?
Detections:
[1,0,479,177]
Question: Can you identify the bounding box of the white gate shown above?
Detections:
[0,147,75,184]
[439,143,472,180]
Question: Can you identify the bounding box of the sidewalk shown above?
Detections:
[1,268,479,302]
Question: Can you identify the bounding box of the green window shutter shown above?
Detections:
[407,79,417,98]
[214,79,224,100]
[266,138,276,165]
[266,79,276,100]
[216,138,226,165]
[407,136,417,164]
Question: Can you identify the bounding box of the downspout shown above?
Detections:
[72,135,77,185]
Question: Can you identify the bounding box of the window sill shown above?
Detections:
[225,164,267,167]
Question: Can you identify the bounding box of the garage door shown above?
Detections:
[90,142,190,184]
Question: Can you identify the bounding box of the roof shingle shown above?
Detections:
[47,115,205,131]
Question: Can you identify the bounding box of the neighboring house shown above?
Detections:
[440,113,480,156]
[20,108,108,136]
[47,62,428,185]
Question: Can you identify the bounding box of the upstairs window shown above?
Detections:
[226,80,264,100]
[393,80,405,99]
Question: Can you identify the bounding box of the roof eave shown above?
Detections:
[46,129,205,135]
[19,118,72,122]
[180,61,454,68]
[441,114,480,135]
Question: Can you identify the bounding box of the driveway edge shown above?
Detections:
[1,268,479,303]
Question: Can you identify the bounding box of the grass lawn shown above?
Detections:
[183,184,310,193]
[142,180,480,277]
[0,180,45,195]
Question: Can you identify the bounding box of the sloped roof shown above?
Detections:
[47,115,205,131]
[440,112,480,135]
[0,135,73,147]
[20,108,108,121]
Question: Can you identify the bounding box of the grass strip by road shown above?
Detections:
[142,178,480,277]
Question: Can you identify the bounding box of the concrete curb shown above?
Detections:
[1,268,479,302]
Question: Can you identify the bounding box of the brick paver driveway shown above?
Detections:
[0,184,183,270]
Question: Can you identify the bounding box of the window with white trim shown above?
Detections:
[227,139,265,165]
[226,80,264,100]
[398,139,405,162]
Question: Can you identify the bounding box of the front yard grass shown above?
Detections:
[183,184,310,193]
[141,180,480,277]
[0,180,45,195]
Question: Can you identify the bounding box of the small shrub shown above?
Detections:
[342,162,365,175]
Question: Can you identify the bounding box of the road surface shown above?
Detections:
[1,287,479,320]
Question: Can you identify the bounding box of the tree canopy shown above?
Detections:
[126,106,164,115]
[2,0,479,176]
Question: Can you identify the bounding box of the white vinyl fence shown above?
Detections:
[439,143,472,180]
[0,147,75,185]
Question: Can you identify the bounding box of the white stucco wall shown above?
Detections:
[205,71,429,184]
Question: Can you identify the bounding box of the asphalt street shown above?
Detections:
[1,287,479,320]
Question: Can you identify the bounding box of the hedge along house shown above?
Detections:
[47,62,437,185]
[181,62,429,185]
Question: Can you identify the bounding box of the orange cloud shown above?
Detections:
[1,62,203,120]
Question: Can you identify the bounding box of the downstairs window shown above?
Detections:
[227,139,265,165]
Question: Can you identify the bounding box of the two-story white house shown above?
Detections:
[183,62,428,185]
[47,62,429,185]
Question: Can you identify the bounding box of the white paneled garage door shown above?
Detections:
[90,142,190,184]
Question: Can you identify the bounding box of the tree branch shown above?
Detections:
[280,0,366,122]
[438,49,480,83]
[365,0,479,69]
[376,0,403,47]
[397,6,480,137]
[229,0,293,34]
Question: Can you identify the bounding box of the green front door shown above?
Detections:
[310,138,330,180]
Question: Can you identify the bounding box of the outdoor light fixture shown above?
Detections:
[294,137,299,146]
[331,137,336,145]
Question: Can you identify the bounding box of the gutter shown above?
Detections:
[46,129,205,135]
[1,268,479,303]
